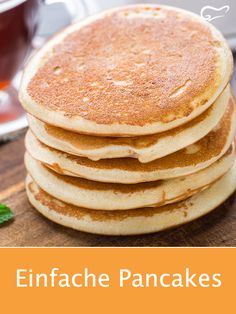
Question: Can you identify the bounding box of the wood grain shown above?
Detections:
[0,132,236,247]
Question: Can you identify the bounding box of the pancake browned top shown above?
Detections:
[27,5,227,127]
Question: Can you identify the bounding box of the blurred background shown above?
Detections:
[0,0,235,139]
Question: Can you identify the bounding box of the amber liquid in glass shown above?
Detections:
[0,0,40,123]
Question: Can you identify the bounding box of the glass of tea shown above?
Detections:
[0,0,87,136]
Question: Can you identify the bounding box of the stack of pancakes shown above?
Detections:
[19,5,236,235]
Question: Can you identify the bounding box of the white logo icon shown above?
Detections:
[200,5,230,21]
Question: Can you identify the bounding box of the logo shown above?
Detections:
[200,5,230,21]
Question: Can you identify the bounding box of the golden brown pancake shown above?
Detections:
[24,147,235,210]
[19,4,232,136]
[25,96,236,183]
[26,160,236,235]
[27,87,231,163]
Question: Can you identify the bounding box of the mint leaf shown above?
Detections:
[0,203,14,224]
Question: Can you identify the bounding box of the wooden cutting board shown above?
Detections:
[0,131,236,247]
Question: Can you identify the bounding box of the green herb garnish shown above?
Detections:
[0,203,14,224]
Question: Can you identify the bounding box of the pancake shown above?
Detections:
[25,96,236,183]
[24,147,235,210]
[25,160,236,235]
[27,86,231,163]
[19,4,232,137]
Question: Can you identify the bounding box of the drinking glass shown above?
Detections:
[0,0,87,138]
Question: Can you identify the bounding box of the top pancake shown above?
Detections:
[19,4,232,136]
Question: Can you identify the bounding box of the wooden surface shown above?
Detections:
[0,132,236,247]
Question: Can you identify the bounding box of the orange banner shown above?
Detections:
[0,248,235,313]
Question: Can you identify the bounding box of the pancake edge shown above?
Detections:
[25,160,236,235]
[25,98,236,183]
[24,146,235,211]
[27,86,231,163]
